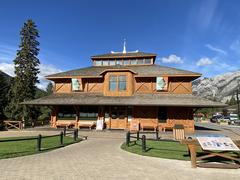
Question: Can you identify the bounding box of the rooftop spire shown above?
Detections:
[123,38,126,53]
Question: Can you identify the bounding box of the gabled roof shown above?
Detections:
[46,64,201,79]
[21,93,226,108]
[91,51,156,59]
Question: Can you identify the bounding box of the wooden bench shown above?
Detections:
[55,120,76,129]
[77,121,96,130]
[140,121,158,131]
[4,120,23,130]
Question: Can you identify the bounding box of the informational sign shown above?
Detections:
[130,119,139,132]
[71,78,81,91]
[96,119,104,130]
[197,136,240,151]
[156,77,166,91]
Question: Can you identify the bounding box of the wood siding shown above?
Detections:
[103,72,134,96]
[82,78,103,93]
[54,79,72,93]
[53,74,193,95]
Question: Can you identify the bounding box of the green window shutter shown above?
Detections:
[156,77,166,91]
[72,78,80,91]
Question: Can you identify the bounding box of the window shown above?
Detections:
[109,75,127,91]
[145,58,151,64]
[102,60,109,66]
[58,106,76,120]
[79,106,98,120]
[116,60,122,65]
[158,107,167,123]
[123,59,130,65]
[137,59,144,64]
[118,75,126,91]
[95,60,102,66]
[109,75,117,91]
[131,59,137,65]
[109,60,116,66]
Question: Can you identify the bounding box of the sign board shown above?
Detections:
[130,119,139,132]
[96,119,104,130]
[156,77,166,91]
[197,136,240,151]
[71,78,81,91]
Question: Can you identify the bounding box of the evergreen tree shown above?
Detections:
[46,82,53,95]
[0,72,9,120]
[5,19,40,122]
[229,96,237,106]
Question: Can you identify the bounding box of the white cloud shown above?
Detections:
[161,54,184,64]
[0,44,17,62]
[196,57,213,66]
[0,62,14,76]
[0,62,62,90]
[205,44,227,55]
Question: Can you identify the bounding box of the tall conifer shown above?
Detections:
[5,19,40,122]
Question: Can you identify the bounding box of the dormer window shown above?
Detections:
[109,75,127,91]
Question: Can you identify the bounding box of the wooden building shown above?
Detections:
[23,48,225,133]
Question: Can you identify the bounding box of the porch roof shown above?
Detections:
[21,93,226,108]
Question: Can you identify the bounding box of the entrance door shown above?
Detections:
[110,106,127,129]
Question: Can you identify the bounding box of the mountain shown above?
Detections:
[0,70,11,80]
[192,70,240,103]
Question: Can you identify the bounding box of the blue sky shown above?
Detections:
[0,0,240,89]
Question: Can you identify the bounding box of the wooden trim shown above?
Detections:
[134,74,201,78]
[100,69,137,75]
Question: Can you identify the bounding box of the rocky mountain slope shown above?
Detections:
[192,70,240,102]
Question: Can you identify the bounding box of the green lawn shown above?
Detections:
[0,135,76,159]
[122,140,240,162]
[121,140,192,161]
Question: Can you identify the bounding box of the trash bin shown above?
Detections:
[173,124,185,140]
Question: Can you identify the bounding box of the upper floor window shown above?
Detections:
[145,58,151,64]
[123,59,130,65]
[116,60,123,65]
[109,75,117,91]
[109,75,127,91]
[94,58,153,66]
[131,59,137,65]
[102,60,109,66]
[95,60,102,66]
[137,59,144,65]
[119,75,126,91]
[109,60,116,66]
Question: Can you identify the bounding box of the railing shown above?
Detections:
[126,131,177,152]
[0,128,86,152]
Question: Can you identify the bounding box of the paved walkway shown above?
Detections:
[0,131,239,180]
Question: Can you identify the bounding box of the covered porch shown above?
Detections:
[21,93,226,133]
[51,105,195,133]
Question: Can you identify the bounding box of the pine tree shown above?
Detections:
[229,96,237,106]
[46,82,53,95]
[5,19,40,122]
[0,72,9,120]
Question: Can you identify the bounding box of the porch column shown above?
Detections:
[51,106,58,128]
[74,106,79,128]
